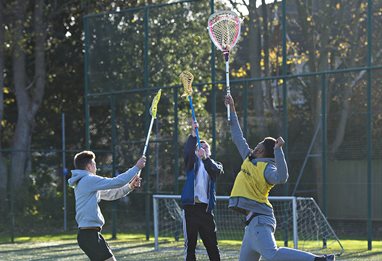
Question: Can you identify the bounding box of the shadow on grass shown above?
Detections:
[341,250,382,259]
[0,241,79,254]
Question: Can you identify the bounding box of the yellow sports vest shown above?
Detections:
[230,158,274,207]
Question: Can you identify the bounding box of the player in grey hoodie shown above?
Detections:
[68,150,146,261]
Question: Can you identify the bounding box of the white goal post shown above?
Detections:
[153,195,344,256]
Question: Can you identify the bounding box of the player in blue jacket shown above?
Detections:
[181,121,224,261]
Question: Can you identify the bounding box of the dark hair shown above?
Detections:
[200,140,208,145]
[74,150,95,170]
[195,140,209,148]
[262,137,276,158]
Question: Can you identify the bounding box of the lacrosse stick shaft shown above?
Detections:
[142,116,155,156]
[188,96,201,149]
[224,52,231,121]
[135,116,155,180]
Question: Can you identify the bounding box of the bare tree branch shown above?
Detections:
[229,0,248,17]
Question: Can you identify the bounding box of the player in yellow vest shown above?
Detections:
[225,95,335,261]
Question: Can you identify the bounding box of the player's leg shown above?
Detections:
[239,224,261,261]
[252,222,320,261]
[77,229,114,261]
[271,248,336,261]
[198,211,220,261]
[183,207,199,261]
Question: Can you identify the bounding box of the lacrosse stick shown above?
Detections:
[133,89,162,182]
[208,11,241,121]
[142,89,162,156]
[180,71,201,149]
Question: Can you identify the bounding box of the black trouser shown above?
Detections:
[77,228,113,261]
[183,203,220,261]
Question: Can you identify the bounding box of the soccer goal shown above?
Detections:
[153,195,344,256]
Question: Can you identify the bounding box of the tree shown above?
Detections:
[230,1,284,136]
[8,0,46,195]
[0,0,220,231]
[0,0,86,224]
[290,0,382,203]
[82,0,216,192]
[226,0,382,202]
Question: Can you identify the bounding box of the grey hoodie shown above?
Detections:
[68,166,140,228]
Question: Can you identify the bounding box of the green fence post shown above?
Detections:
[174,88,179,194]
[281,0,290,247]
[143,5,151,241]
[62,112,67,232]
[83,15,90,149]
[9,162,14,243]
[110,96,117,240]
[243,80,248,137]
[210,0,216,157]
[367,0,373,250]
[281,0,288,196]
[321,74,328,218]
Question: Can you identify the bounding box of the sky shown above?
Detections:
[221,0,281,16]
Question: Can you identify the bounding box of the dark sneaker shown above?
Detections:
[324,254,336,261]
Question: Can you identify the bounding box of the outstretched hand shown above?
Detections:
[135,156,146,169]
[129,175,142,190]
[274,137,285,149]
[224,95,235,112]
[192,120,199,130]
[191,120,199,137]
[197,147,207,160]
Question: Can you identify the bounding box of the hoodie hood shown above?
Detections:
[68,169,91,187]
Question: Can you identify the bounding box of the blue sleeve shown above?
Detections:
[202,158,224,181]
[184,135,197,171]
[264,148,289,185]
[230,112,251,160]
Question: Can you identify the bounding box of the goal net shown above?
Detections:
[153,195,344,256]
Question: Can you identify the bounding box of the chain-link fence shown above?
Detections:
[82,0,382,243]
[1,0,381,247]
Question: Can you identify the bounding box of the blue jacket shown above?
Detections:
[181,135,224,213]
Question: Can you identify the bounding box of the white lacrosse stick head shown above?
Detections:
[208,11,241,52]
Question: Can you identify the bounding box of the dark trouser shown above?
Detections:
[77,228,113,261]
[183,203,220,261]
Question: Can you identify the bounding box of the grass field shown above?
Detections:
[0,233,381,260]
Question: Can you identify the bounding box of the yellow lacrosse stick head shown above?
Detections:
[150,89,162,119]
[180,71,194,98]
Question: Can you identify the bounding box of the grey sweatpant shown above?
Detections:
[239,216,320,261]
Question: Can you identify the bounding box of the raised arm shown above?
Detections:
[202,158,224,181]
[224,95,251,160]
[100,174,142,201]
[196,146,224,180]
[264,137,289,184]
[99,183,132,201]
[88,156,146,192]
[184,121,198,171]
